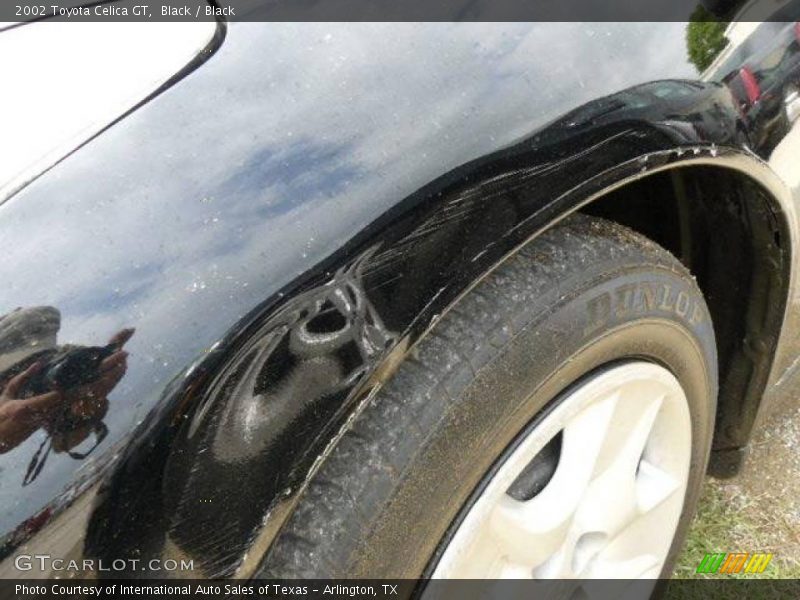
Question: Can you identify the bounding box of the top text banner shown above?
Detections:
[3,0,799,23]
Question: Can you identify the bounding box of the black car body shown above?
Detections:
[2,8,800,580]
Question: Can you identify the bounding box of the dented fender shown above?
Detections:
[0,23,796,578]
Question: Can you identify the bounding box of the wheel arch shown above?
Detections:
[578,156,793,474]
[84,144,795,576]
[408,149,794,475]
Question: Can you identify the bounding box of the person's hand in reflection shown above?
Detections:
[0,363,61,453]
[47,328,134,453]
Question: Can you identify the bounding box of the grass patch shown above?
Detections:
[674,480,800,580]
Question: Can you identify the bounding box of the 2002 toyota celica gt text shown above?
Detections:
[2,0,800,584]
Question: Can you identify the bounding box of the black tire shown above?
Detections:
[260,213,717,578]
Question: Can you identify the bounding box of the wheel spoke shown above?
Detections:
[591,391,665,481]
[595,460,686,575]
[432,363,692,581]
[586,553,662,578]
[488,393,619,568]
[636,458,682,514]
[563,396,663,549]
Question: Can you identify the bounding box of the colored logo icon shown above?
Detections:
[696,552,773,574]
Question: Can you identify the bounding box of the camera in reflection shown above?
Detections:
[14,344,118,399]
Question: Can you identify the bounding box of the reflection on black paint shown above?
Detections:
[86,249,396,577]
[0,307,132,558]
[0,20,796,579]
[168,249,395,575]
[709,18,800,154]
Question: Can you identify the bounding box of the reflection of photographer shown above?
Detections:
[0,307,133,484]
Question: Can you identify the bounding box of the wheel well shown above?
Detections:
[580,165,790,460]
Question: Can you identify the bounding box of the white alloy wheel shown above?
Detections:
[432,362,692,579]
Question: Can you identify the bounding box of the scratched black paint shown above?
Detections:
[0,21,797,578]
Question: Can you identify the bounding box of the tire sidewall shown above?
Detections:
[347,265,717,577]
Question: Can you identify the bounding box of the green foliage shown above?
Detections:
[675,482,800,582]
[686,5,729,73]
